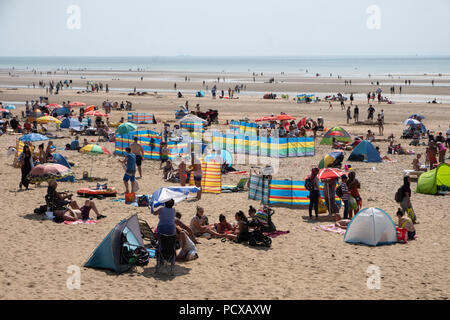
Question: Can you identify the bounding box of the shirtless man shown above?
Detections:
[130,137,144,178]
[177,157,187,186]
[190,154,202,200]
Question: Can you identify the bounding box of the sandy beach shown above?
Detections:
[0,70,449,300]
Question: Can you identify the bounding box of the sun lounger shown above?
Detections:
[221,177,249,193]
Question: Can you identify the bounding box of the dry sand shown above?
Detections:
[0,72,449,300]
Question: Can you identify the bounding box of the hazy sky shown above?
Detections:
[1,0,449,56]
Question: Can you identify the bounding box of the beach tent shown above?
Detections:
[320,126,352,145]
[84,215,144,274]
[52,107,70,117]
[179,114,207,133]
[196,91,205,97]
[60,117,83,130]
[415,163,450,195]
[348,140,381,162]
[52,153,75,182]
[318,151,344,169]
[344,208,397,246]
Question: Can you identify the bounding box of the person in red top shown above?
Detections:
[347,171,361,218]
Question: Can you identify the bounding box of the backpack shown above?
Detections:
[305,177,314,191]
[395,187,404,203]
[137,195,149,207]
[336,185,343,198]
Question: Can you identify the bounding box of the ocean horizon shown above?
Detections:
[1,56,450,77]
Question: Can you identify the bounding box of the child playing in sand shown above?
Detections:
[396,209,416,240]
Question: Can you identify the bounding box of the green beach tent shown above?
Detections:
[320,126,352,145]
[415,163,450,195]
[84,215,145,274]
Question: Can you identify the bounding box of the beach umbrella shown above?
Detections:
[149,186,200,213]
[5,105,16,110]
[275,114,296,121]
[403,118,421,126]
[80,144,111,155]
[317,168,345,181]
[84,110,108,117]
[116,122,137,135]
[68,102,86,107]
[27,163,74,183]
[85,105,95,112]
[19,133,49,142]
[80,144,111,177]
[46,103,62,109]
[255,116,276,122]
[0,108,10,113]
[36,116,62,124]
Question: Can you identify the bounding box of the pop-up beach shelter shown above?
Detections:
[415,163,450,195]
[344,208,397,246]
[52,153,75,182]
[348,140,381,162]
[84,215,144,274]
[320,126,352,145]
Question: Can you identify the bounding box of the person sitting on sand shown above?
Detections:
[223,211,250,242]
[333,214,351,229]
[175,211,200,244]
[366,130,375,142]
[162,160,174,181]
[55,198,106,221]
[175,226,198,261]
[396,208,416,240]
[190,206,224,238]
[216,214,235,234]
[412,154,427,172]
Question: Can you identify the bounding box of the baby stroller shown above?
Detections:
[155,233,177,275]
[246,227,272,248]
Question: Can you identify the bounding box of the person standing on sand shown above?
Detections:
[130,137,144,178]
[377,114,384,135]
[119,147,136,194]
[328,101,333,110]
[346,106,352,124]
[353,105,359,123]
[307,168,320,220]
[350,93,354,105]
[190,155,202,200]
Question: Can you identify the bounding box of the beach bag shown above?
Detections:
[125,192,136,204]
[349,196,358,210]
[407,207,417,224]
[318,197,327,214]
[305,177,314,191]
[395,187,404,203]
[137,195,149,207]
[396,227,408,244]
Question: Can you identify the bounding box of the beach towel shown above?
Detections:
[111,197,139,207]
[263,230,290,238]
[312,224,346,235]
[64,219,98,225]
[227,171,249,175]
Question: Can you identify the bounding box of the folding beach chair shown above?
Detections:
[221,177,249,193]
[138,218,158,249]
[155,233,177,276]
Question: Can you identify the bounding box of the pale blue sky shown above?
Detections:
[1,0,449,56]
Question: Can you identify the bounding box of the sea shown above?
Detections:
[1,56,450,78]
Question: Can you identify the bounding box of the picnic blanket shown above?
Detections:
[64,219,98,225]
[312,224,346,235]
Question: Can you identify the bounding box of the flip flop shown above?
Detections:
[97,214,107,219]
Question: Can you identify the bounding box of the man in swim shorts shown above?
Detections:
[130,137,144,178]
[120,147,136,194]
[191,155,202,200]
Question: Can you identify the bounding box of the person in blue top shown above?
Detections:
[119,147,136,194]
[153,199,176,237]
[70,136,80,151]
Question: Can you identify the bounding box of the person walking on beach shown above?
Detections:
[130,137,144,178]
[377,114,384,135]
[18,145,34,190]
[353,105,359,123]
[367,105,375,121]
[328,101,333,110]
[367,92,371,104]
[350,93,354,105]
[346,106,352,124]
[120,147,136,194]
